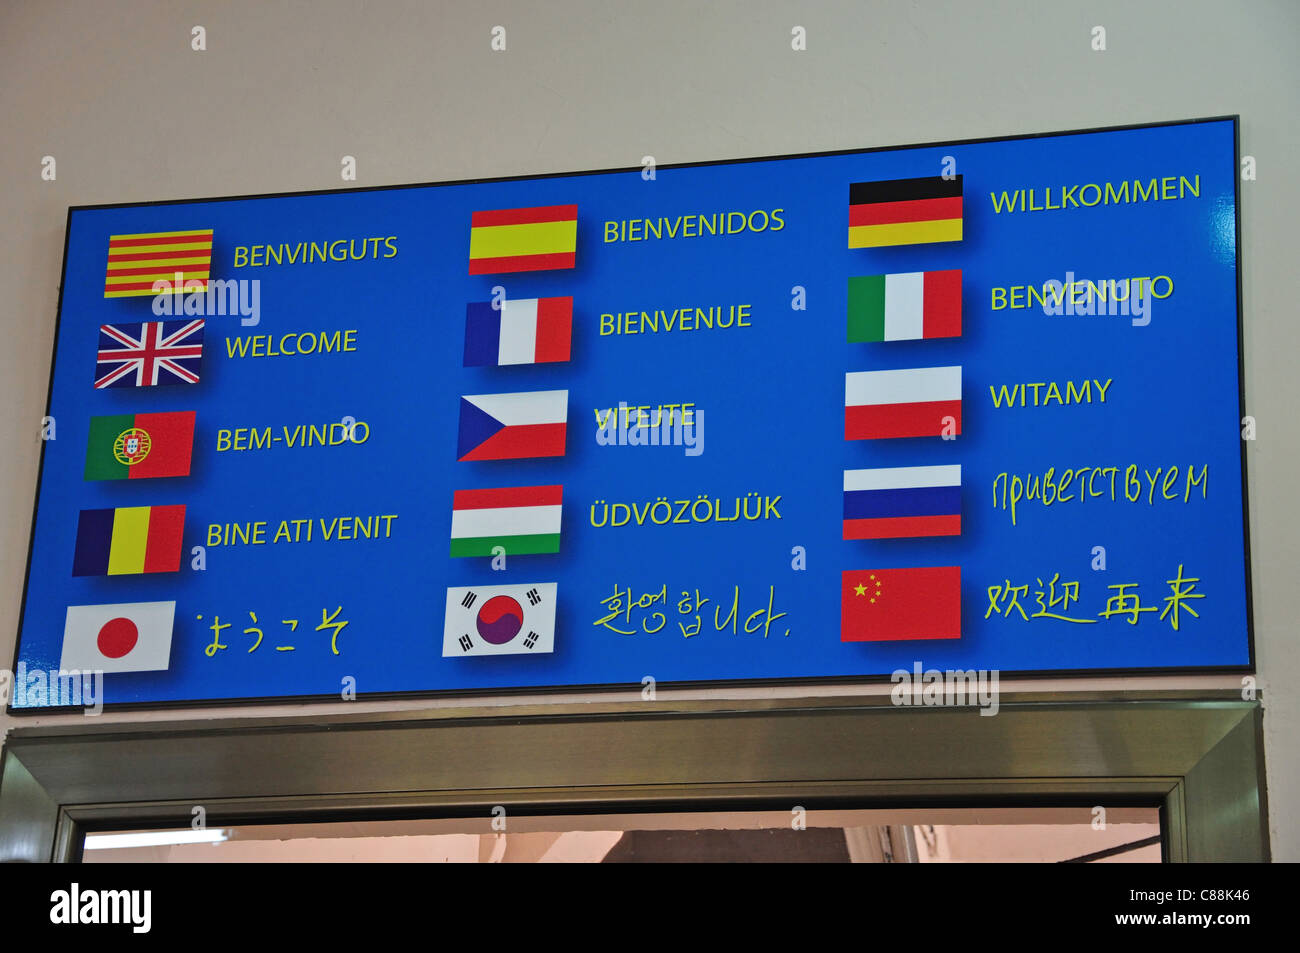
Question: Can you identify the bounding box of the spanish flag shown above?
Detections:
[848,177,962,248]
[104,229,213,297]
[469,205,577,274]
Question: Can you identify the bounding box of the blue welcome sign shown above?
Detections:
[10,116,1251,710]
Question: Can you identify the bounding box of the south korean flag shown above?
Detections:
[443,583,557,657]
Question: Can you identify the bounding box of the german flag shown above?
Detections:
[848,177,962,248]
[469,205,577,274]
[104,229,213,298]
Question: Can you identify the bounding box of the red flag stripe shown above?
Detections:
[142,505,186,573]
[845,401,962,440]
[468,252,576,275]
[457,423,567,461]
[108,233,212,248]
[453,485,564,510]
[470,205,578,228]
[849,196,963,227]
[843,514,962,539]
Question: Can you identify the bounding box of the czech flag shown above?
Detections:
[457,390,568,461]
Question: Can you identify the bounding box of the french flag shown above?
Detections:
[464,296,572,367]
[843,465,961,539]
[457,390,568,461]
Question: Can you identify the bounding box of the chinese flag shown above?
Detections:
[841,566,961,641]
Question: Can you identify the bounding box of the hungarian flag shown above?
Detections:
[72,505,185,576]
[848,270,962,342]
[468,204,577,274]
[464,296,572,366]
[845,366,961,440]
[450,485,562,557]
[84,411,195,481]
[848,176,962,248]
[60,601,175,673]
[841,567,961,641]
[457,389,568,461]
[844,465,961,539]
[443,583,557,656]
[104,228,213,298]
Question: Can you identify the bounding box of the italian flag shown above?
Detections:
[450,484,563,557]
[847,270,962,342]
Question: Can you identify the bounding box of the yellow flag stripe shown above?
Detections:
[848,219,962,248]
[107,507,151,575]
[109,229,214,241]
[108,243,212,257]
[105,271,211,285]
[106,256,211,270]
[469,221,577,260]
[105,288,184,298]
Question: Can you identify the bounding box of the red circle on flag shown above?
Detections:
[97,617,138,659]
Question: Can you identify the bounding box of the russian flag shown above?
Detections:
[845,365,961,440]
[464,297,572,367]
[457,390,568,461]
[843,465,961,539]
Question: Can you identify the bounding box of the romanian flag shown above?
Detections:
[469,205,577,274]
[72,505,186,576]
[843,466,961,540]
[845,366,962,440]
[848,177,962,248]
[84,411,195,481]
[104,229,213,298]
[450,485,563,557]
[848,270,962,342]
[841,566,961,641]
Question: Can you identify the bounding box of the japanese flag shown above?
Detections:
[61,601,175,672]
[443,583,557,657]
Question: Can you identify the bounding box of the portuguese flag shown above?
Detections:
[84,411,195,481]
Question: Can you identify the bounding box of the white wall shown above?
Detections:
[2,0,1296,858]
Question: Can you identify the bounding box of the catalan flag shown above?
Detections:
[848,270,962,342]
[72,505,186,576]
[848,177,962,248]
[469,205,577,274]
[104,229,213,298]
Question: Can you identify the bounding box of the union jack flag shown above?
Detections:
[94,320,205,389]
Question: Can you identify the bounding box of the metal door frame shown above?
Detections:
[0,690,1269,862]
